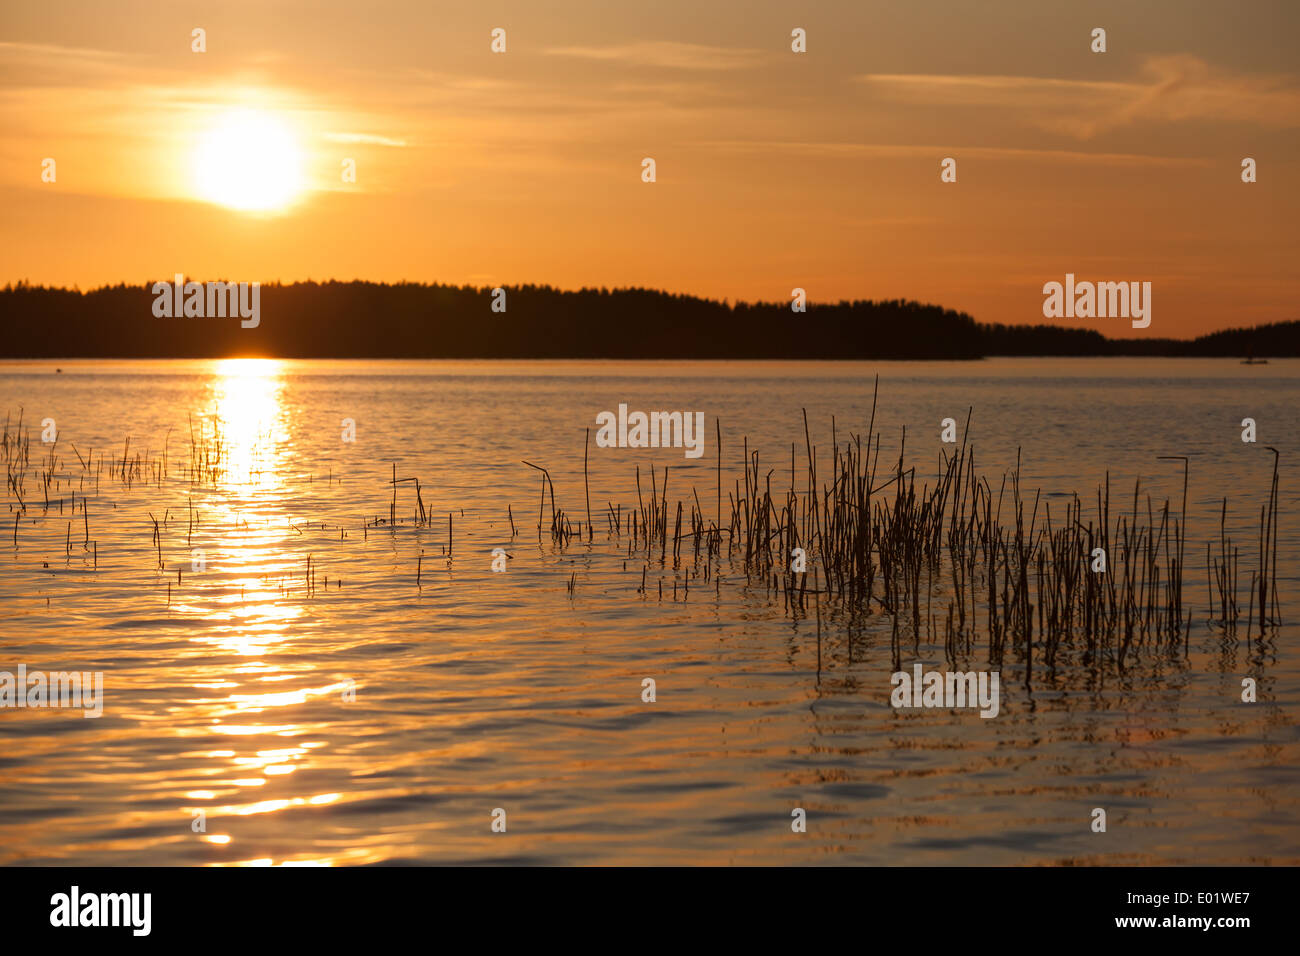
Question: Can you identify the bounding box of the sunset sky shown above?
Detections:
[2,0,1297,337]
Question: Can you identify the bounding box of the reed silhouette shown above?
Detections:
[4,386,1281,682]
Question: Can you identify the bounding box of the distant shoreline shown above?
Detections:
[2,281,1296,360]
[1,356,1295,366]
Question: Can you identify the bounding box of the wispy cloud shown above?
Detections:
[697,140,1213,167]
[857,55,1300,138]
[0,41,125,60]
[323,132,408,147]
[544,41,761,71]
[0,40,135,88]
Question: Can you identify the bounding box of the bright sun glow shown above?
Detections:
[193,109,304,211]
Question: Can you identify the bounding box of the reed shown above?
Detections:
[513,386,1281,673]
[1,391,1283,676]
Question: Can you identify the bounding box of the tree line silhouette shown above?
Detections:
[1,281,1296,359]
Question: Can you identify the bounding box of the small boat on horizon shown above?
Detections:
[1242,356,1269,365]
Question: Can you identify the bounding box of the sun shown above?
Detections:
[193,109,304,212]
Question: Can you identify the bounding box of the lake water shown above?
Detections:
[1,357,1296,865]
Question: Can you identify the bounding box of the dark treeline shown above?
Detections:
[1,281,1296,359]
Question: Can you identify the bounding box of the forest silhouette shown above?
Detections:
[2,281,1296,359]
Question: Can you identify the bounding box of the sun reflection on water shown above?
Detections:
[206,358,286,487]
[181,357,344,856]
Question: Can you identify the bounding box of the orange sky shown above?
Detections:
[2,0,1297,337]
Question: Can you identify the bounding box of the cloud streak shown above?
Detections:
[857,56,1300,138]
[544,41,761,71]
[322,132,408,147]
[696,140,1213,167]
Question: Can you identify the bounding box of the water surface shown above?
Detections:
[1,358,1296,865]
